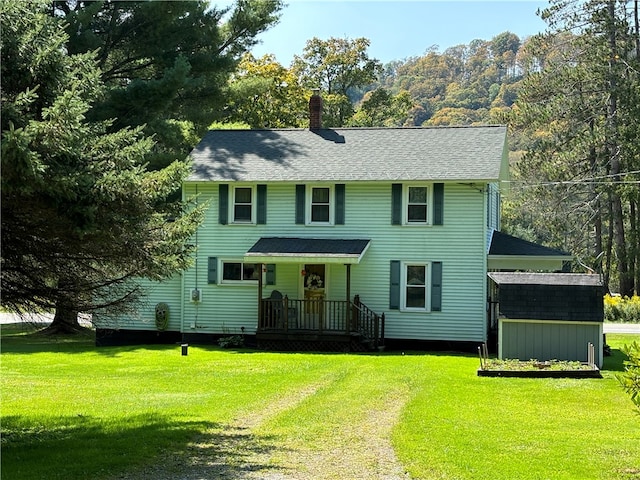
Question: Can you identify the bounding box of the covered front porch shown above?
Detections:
[246,237,384,351]
[258,293,384,351]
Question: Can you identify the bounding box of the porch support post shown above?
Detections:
[258,262,264,327]
[345,264,351,333]
[346,264,351,303]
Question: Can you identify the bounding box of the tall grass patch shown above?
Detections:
[605,294,640,322]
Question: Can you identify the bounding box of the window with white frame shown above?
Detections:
[222,261,261,283]
[308,186,333,224]
[232,186,254,223]
[405,185,429,224]
[402,262,430,310]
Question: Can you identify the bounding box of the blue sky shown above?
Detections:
[216,1,550,65]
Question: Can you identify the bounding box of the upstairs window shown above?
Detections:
[406,186,428,224]
[391,183,444,226]
[232,186,254,223]
[296,184,345,226]
[310,186,331,223]
[219,184,266,225]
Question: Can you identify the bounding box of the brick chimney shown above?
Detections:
[309,89,322,130]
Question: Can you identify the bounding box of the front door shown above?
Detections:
[301,264,326,328]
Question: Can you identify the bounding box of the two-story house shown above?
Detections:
[96,93,570,351]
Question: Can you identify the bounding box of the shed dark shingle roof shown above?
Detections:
[488,272,603,287]
[488,272,604,322]
[188,126,508,183]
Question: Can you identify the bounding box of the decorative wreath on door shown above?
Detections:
[306,273,323,289]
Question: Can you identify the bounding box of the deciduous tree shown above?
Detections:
[291,37,382,126]
[226,53,308,128]
[348,88,413,127]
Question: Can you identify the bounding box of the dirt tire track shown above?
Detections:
[115,378,411,479]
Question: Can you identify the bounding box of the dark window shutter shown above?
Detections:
[266,264,276,285]
[335,184,345,225]
[257,184,267,224]
[391,184,402,225]
[218,185,228,225]
[389,260,401,309]
[431,261,442,311]
[208,257,218,284]
[295,184,305,224]
[433,183,444,225]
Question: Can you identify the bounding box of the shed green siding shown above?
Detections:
[499,319,603,367]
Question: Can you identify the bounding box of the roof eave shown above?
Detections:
[488,254,573,272]
[244,253,364,264]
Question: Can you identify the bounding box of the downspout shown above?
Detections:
[345,264,351,332]
[258,262,263,330]
[180,184,187,336]
[194,184,199,329]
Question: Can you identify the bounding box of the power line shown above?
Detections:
[507,180,640,186]
[504,169,640,187]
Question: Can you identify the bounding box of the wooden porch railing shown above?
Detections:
[351,295,385,349]
[259,294,384,348]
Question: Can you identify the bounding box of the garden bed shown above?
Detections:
[477,359,601,378]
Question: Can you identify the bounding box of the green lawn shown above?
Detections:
[1,325,638,479]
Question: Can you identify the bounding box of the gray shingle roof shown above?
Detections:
[188,126,508,183]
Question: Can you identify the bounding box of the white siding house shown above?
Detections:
[98,93,555,350]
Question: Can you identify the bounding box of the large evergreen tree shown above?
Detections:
[512,0,640,294]
[1,0,204,331]
[55,0,284,167]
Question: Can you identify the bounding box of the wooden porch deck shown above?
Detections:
[257,295,384,352]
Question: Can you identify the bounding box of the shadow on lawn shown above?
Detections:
[1,413,287,480]
[1,324,480,360]
[0,324,181,358]
[603,348,629,372]
[147,425,292,480]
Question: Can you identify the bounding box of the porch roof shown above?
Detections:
[244,237,371,264]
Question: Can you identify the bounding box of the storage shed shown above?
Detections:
[488,273,605,367]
